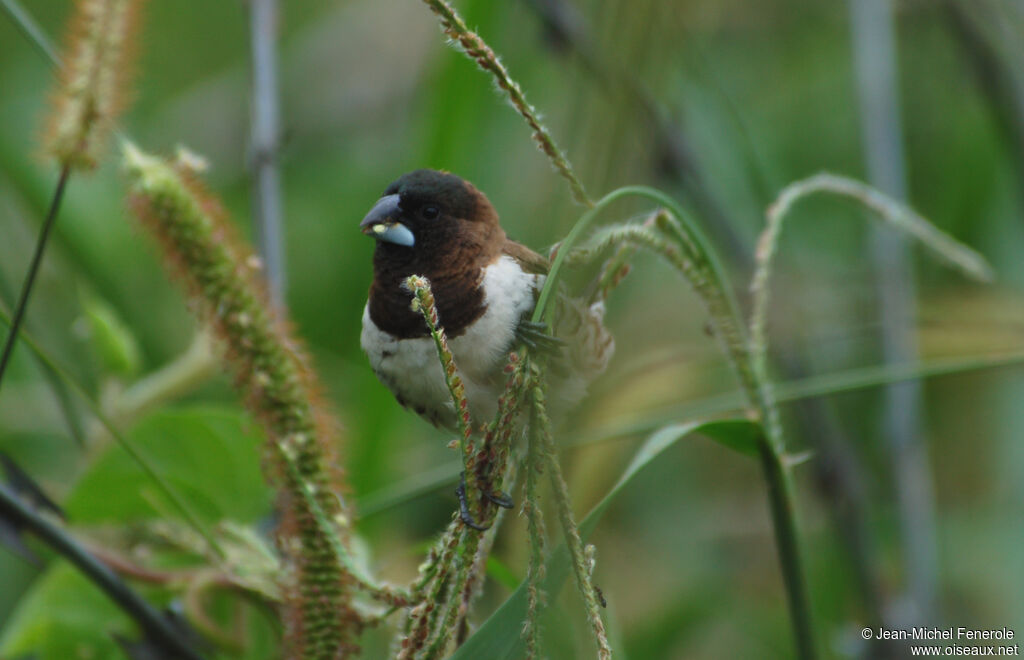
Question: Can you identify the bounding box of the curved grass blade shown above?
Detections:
[750,173,996,428]
[355,348,1024,517]
[532,185,746,368]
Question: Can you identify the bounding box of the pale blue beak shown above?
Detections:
[360,194,415,247]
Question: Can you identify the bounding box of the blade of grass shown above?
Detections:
[353,349,1024,515]
[587,348,1024,449]
[750,173,995,408]
[532,185,743,332]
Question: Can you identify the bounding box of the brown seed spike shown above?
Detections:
[122,143,359,659]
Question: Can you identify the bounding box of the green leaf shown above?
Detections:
[0,561,134,659]
[694,418,760,457]
[450,418,762,660]
[485,555,521,593]
[65,405,272,525]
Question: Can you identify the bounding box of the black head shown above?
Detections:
[363,170,506,340]
[360,170,499,252]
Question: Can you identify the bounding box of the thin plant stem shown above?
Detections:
[422,534,480,659]
[523,403,546,659]
[533,185,743,335]
[455,467,516,646]
[751,173,991,433]
[420,0,592,207]
[400,517,461,657]
[0,0,60,67]
[749,173,994,441]
[0,482,205,660]
[531,378,611,660]
[405,276,474,463]
[402,278,531,657]
[0,165,70,394]
[756,439,815,660]
[248,0,286,306]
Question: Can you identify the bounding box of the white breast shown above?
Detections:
[361,256,542,430]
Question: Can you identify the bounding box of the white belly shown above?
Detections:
[361,256,541,430]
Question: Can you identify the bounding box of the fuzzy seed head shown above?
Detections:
[46,0,142,170]
[123,141,361,657]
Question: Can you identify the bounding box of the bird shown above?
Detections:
[359,169,614,435]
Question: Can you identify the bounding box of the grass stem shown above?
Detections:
[531,374,611,660]
[420,0,592,207]
[0,165,70,395]
[756,438,816,660]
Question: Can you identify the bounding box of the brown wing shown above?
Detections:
[502,240,550,276]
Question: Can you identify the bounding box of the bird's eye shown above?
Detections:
[421,205,440,220]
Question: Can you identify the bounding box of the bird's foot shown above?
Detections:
[515,319,565,356]
[456,473,490,531]
[482,488,514,509]
[455,473,515,531]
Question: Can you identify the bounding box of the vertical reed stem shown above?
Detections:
[248,0,286,306]
[757,439,816,660]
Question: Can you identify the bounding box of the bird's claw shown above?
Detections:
[515,319,565,356]
[483,489,514,509]
[456,473,515,530]
[456,473,490,531]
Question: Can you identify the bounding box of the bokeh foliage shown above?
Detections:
[1,0,1023,658]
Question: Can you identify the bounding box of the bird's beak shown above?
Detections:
[360,194,415,247]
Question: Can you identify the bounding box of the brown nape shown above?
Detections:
[463,180,500,226]
[368,183,508,339]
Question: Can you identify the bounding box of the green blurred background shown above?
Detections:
[0,0,1022,658]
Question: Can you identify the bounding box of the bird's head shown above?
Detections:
[360,169,502,262]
